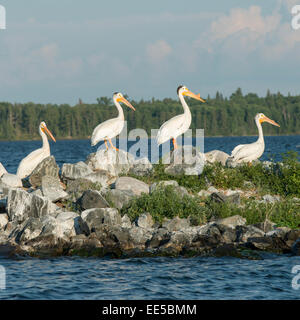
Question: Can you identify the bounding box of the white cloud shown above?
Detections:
[36,43,59,62]
[211,6,280,39]
[282,0,300,11]
[194,4,300,62]
[146,40,172,64]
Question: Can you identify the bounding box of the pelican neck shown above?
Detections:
[113,98,124,120]
[256,118,264,143]
[178,93,191,117]
[40,128,50,151]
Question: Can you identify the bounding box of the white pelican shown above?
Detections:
[0,162,7,178]
[17,121,56,179]
[230,113,280,163]
[91,92,135,150]
[157,85,205,149]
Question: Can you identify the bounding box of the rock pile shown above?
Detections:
[0,148,298,259]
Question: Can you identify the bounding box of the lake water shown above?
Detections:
[0,135,299,174]
[0,135,299,300]
[0,254,299,300]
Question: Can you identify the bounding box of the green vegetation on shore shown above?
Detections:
[128,151,300,197]
[0,88,300,140]
[122,152,300,228]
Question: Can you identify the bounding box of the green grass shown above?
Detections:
[121,185,208,225]
[128,151,300,197]
[121,186,300,228]
[206,198,300,229]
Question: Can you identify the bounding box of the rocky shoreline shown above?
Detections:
[0,148,299,260]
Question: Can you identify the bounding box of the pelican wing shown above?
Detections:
[231,141,264,162]
[157,114,186,145]
[17,148,50,179]
[231,144,246,157]
[0,162,7,177]
[91,118,124,146]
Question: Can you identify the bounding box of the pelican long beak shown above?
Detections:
[184,90,206,103]
[119,97,136,111]
[261,116,280,127]
[43,126,56,142]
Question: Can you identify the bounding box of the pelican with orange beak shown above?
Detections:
[91,92,135,150]
[230,113,280,163]
[157,85,205,149]
[17,121,56,179]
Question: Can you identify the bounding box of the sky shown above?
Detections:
[0,0,299,104]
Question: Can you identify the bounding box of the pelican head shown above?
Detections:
[40,121,56,142]
[256,113,280,127]
[113,92,135,111]
[177,85,206,103]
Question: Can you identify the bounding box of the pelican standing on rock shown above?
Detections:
[91,92,135,150]
[157,85,205,149]
[17,121,56,179]
[0,162,7,178]
[230,113,280,163]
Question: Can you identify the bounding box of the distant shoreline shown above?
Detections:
[0,133,299,143]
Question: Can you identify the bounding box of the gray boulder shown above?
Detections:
[121,214,132,229]
[253,219,277,233]
[77,190,110,211]
[66,178,103,202]
[61,161,93,181]
[198,190,211,197]
[104,189,135,210]
[205,150,229,166]
[114,177,149,196]
[215,215,246,229]
[136,213,154,229]
[15,217,44,243]
[291,239,300,256]
[129,157,153,176]
[0,197,6,213]
[262,194,280,203]
[7,188,59,223]
[85,149,135,176]
[29,156,60,188]
[83,170,116,187]
[129,226,154,248]
[162,216,190,232]
[150,180,188,197]
[207,186,219,193]
[284,229,300,248]
[0,173,22,188]
[147,228,171,248]
[0,213,8,230]
[236,225,265,242]
[82,208,121,232]
[56,211,89,236]
[164,146,205,176]
[30,188,43,197]
[41,175,68,202]
[39,212,88,240]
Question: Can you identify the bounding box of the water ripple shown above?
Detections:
[0,255,299,299]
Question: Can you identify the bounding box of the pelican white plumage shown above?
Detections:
[91,92,135,150]
[17,121,56,179]
[230,113,280,163]
[0,162,7,177]
[157,85,205,149]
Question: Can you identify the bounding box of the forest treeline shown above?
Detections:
[0,88,299,140]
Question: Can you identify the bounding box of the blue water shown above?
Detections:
[0,255,299,299]
[0,135,299,174]
[0,136,299,300]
